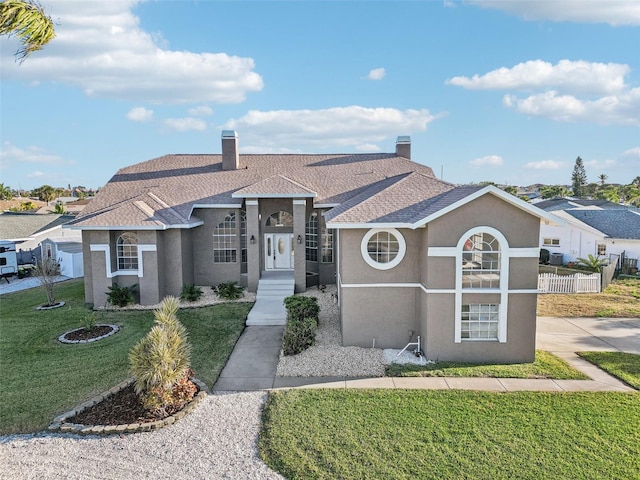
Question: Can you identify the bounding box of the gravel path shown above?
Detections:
[0,392,283,480]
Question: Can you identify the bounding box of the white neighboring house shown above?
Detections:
[538,198,640,265]
[40,236,84,278]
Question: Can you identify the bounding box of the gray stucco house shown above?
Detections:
[68,131,556,362]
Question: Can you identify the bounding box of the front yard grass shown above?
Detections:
[579,352,640,390]
[537,278,640,317]
[260,389,640,480]
[385,350,588,379]
[0,279,252,435]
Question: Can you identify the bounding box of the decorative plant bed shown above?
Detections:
[36,301,65,311]
[48,377,208,435]
[59,324,120,344]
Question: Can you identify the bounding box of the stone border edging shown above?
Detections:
[58,324,120,344]
[36,301,66,310]
[47,377,209,435]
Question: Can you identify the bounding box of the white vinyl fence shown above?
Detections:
[538,272,601,294]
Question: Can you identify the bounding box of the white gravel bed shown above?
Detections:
[0,392,283,480]
[277,285,408,377]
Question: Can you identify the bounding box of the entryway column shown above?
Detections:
[293,199,306,292]
[246,200,260,292]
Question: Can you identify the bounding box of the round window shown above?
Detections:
[360,228,406,270]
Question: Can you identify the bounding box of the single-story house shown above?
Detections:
[0,212,76,252]
[40,236,84,278]
[67,132,558,362]
[537,198,640,265]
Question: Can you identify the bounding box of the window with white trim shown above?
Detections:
[320,215,333,263]
[542,238,560,247]
[306,212,318,261]
[213,212,237,263]
[461,304,499,340]
[361,228,406,270]
[597,243,606,256]
[462,232,500,288]
[117,232,139,270]
[240,210,247,263]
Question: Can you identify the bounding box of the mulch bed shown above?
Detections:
[68,382,199,426]
[63,325,114,342]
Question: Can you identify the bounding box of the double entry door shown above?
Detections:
[265,233,294,270]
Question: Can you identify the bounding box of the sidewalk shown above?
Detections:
[213,317,638,393]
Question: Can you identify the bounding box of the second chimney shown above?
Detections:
[221,130,239,170]
[395,135,411,159]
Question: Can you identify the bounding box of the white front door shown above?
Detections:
[265,233,294,270]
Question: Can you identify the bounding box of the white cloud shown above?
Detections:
[524,160,564,170]
[126,106,154,122]
[27,170,45,178]
[447,60,629,95]
[504,88,640,126]
[367,68,386,80]
[222,106,440,150]
[163,117,208,132]
[0,141,65,165]
[466,0,640,26]
[355,143,382,152]
[585,158,618,170]
[0,2,263,104]
[469,155,504,167]
[622,147,640,157]
[188,106,214,116]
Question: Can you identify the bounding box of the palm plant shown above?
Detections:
[575,254,607,273]
[129,296,195,416]
[0,0,55,60]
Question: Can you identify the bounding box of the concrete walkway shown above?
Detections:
[213,316,639,393]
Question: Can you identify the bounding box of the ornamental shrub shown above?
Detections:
[284,296,319,325]
[129,296,195,416]
[282,317,317,356]
[106,283,137,307]
[216,281,245,300]
[180,284,203,302]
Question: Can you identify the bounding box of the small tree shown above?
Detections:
[129,296,195,416]
[571,156,588,197]
[575,254,607,273]
[33,257,60,306]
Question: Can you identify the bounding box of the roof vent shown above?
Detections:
[221,130,239,171]
[396,136,411,159]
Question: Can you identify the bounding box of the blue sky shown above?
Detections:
[1,0,639,191]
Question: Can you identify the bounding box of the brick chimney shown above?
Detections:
[395,136,411,159]
[221,130,239,170]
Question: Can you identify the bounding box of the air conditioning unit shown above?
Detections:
[549,253,564,266]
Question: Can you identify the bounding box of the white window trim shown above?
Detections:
[542,238,561,247]
[360,228,406,271]
[90,243,156,278]
[454,227,509,344]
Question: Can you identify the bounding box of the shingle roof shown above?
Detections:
[233,175,317,197]
[0,213,74,241]
[535,197,629,211]
[69,152,440,228]
[567,209,640,239]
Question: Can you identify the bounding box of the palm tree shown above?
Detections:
[575,254,607,273]
[0,0,55,60]
[0,183,12,200]
[598,173,608,187]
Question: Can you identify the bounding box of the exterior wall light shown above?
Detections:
[250,235,255,244]
[297,235,302,244]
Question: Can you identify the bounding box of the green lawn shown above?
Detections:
[260,389,640,480]
[385,350,588,380]
[579,352,640,390]
[0,279,252,434]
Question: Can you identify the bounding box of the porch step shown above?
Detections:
[246,272,294,326]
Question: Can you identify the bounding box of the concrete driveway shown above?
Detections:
[537,316,640,354]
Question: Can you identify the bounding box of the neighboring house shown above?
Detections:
[537,198,640,265]
[40,236,84,278]
[67,132,558,363]
[0,212,76,252]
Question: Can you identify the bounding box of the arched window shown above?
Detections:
[266,211,293,227]
[306,212,318,261]
[117,232,138,270]
[240,210,247,263]
[360,228,406,270]
[461,231,501,288]
[213,212,237,263]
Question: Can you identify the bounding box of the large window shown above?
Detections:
[266,211,293,227]
[117,232,138,270]
[461,304,499,340]
[240,210,247,263]
[213,212,237,263]
[320,215,333,263]
[361,228,406,270]
[306,212,318,261]
[462,232,501,288]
